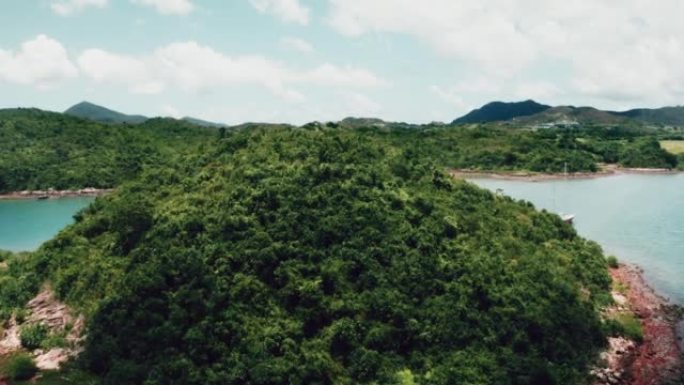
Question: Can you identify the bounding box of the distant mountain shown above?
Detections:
[181,116,229,128]
[512,106,629,126]
[452,100,684,127]
[452,100,551,124]
[65,101,148,124]
[615,106,684,126]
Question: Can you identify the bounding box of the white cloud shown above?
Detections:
[77,41,386,99]
[280,37,314,53]
[0,35,78,88]
[131,0,194,15]
[51,0,107,16]
[77,49,164,93]
[341,92,381,115]
[161,104,182,118]
[301,63,386,87]
[250,0,310,25]
[328,0,684,107]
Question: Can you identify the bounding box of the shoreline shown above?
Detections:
[602,264,683,385]
[0,188,113,201]
[450,166,681,182]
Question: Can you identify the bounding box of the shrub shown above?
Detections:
[4,353,38,381]
[604,313,643,343]
[606,256,619,269]
[615,313,643,342]
[20,323,48,350]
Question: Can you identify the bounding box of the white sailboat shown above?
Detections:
[559,163,575,224]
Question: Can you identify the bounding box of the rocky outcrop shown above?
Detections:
[0,287,85,371]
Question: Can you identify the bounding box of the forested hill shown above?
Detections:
[64,101,148,124]
[0,108,216,193]
[0,127,614,384]
[452,100,551,124]
[0,108,680,195]
[454,100,684,127]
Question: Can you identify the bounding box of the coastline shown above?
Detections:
[450,165,681,182]
[0,188,113,201]
[600,264,684,385]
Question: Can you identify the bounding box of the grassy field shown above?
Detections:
[660,140,684,154]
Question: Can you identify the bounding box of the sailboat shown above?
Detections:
[559,162,575,224]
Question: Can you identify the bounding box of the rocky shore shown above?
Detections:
[450,165,680,182]
[0,187,113,200]
[596,264,684,385]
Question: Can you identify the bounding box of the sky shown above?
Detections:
[1,0,683,125]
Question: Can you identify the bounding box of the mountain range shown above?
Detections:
[65,101,229,128]
[452,100,684,127]
[63,100,684,129]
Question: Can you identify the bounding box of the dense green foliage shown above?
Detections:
[0,109,214,193]
[1,108,680,196]
[19,323,48,350]
[0,127,615,384]
[369,125,678,173]
[2,109,678,384]
[1,353,38,381]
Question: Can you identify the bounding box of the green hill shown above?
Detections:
[454,100,684,128]
[511,106,629,126]
[0,127,614,385]
[65,101,148,124]
[452,100,551,124]
[0,109,215,193]
[182,116,229,128]
[616,106,684,126]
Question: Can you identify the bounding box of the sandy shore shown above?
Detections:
[0,188,113,200]
[450,165,681,182]
[605,264,684,385]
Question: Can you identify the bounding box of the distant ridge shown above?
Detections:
[181,116,229,128]
[453,100,684,127]
[615,106,684,126]
[65,101,148,124]
[512,106,628,126]
[453,100,551,124]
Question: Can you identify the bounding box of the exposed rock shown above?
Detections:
[607,264,684,385]
[0,287,85,371]
[0,316,21,355]
[34,348,73,370]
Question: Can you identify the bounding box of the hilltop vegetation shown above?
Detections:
[0,109,215,193]
[453,99,684,128]
[64,102,148,125]
[376,124,678,172]
[0,127,618,385]
[452,100,551,124]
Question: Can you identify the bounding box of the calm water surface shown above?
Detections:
[0,197,94,252]
[472,174,684,304]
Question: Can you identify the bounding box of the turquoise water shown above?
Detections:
[0,197,94,252]
[471,174,684,305]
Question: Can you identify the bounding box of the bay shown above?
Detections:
[0,197,94,252]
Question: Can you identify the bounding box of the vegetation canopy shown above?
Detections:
[0,127,614,385]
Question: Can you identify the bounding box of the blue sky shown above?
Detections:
[1,0,683,124]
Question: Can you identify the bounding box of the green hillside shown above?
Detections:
[452,100,551,124]
[0,127,615,385]
[64,102,148,124]
[0,109,215,193]
[1,108,679,196]
[617,106,684,126]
